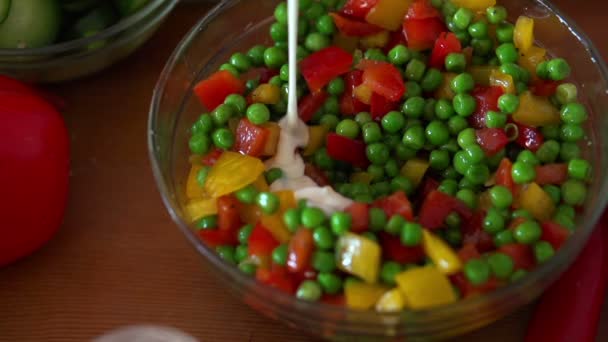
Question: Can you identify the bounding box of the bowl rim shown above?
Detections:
[148,0,608,333]
[0,0,177,57]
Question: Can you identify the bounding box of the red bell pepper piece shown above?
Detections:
[299,90,328,123]
[383,30,408,53]
[344,202,370,233]
[402,17,446,51]
[301,46,354,92]
[526,213,608,342]
[476,128,509,156]
[429,32,462,69]
[407,0,442,19]
[530,79,562,97]
[359,61,405,102]
[370,92,398,120]
[217,195,242,233]
[340,70,368,115]
[468,86,504,129]
[374,191,414,221]
[194,70,244,111]
[201,148,223,166]
[457,244,481,263]
[535,163,569,185]
[259,67,279,83]
[540,221,571,250]
[515,123,544,152]
[340,0,379,19]
[498,243,535,270]
[330,13,384,37]
[418,177,440,202]
[462,211,495,252]
[495,158,515,193]
[248,221,280,257]
[234,119,269,157]
[379,232,426,263]
[287,228,314,273]
[256,264,297,294]
[419,190,473,230]
[326,133,370,168]
[198,229,238,247]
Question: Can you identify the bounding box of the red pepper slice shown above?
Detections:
[462,211,495,252]
[419,190,473,230]
[360,61,405,102]
[299,90,328,123]
[383,30,408,53]
[330,13,384,37]
[406,0,442,20]
[287,228,314,273]
[468,86,504,129]
[374,191,414,221]
[379,232,426,263]
[497,243,535,270]
[476,128,509,156]
[301,46,354,92]
[326,133,370,168]
[530,79,562,97]
[535,163,569,185]
[259,67,279,84]
[515,123,544,152]
[248,221,280,257]
[201,148,223,166]
[345,202,370,233]
[340,70,368,115]
[370,92,398,120]
[198,229,238,247]
[429,32,462,69]
[495,158,515,193]
[540,221,571,251]
[194,70,245,111]
[340,0,379,19]
[234,119,269,157]
[256,264,297,294]
[457,244,481,263]
[402,17,446,51]
[217,195,242,233]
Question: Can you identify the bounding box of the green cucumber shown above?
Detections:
[113,0,150,17]
[0,0,10,25]
[0,0,61,48]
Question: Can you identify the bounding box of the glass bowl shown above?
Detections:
[0,0,179,83]
[148,0,608,339]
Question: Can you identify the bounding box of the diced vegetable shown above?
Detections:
[400,158,429,187]
[517,182,555,222]
[301,46,354,92]
[345,281,388,310]
[204,151,265,198]
[186,197,218,222]
[365,0,413,31]
[422,230,463,275]
[194,70,244,111]
[514,16,534,54]
[512,91,561,127]
[395,266,457,309]
[375,288,406,312]
[336,233,381,283]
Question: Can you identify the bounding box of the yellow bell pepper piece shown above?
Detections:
[400,158,430,187]
[303,125,327,156]
[395,266,457,310]
[185,197,218,222]
[519,46,546,76]
[518,182,555,222]
[204,151,265,198]
[375,288,406,313]
[514,16,534,54]
[468,66,496,86]
[490,70,515,94]
[451,0,496,11]
[186,165,205,199]
[262,122,280,156]
[260,191,296,243]
[345,281,388,310]
[360,31,390,49]
[250,84,280,105]
[354,84,373,105]
[365,0,412,31]
[435,73,457,100]
[240,204,262,225]
[422,230,462,275]
[350,172,373,185]
[512,91,561,127]
[252,175,270,192]
[336,233,381,283]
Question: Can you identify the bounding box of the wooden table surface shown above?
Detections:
[1,1,607,341]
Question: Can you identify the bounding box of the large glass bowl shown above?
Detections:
[148,0,608,339]
[0,0,178,83]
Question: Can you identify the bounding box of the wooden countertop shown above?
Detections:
[1,1,607,341]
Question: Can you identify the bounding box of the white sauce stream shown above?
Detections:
[264,0,353,214]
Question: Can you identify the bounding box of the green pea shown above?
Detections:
[560,124,585,143]
[445,53,466,73]
[496,23,514,44]
[283,208,301,232]
[486,6,507,24]
[560,103,588,124]
[197,214,218,230]
[391,176,414,195]
[405,59,427,82]
[511,161,536,184]
[401,222,423,246]
[543,185,561,204]
[264,46,287,68]
[451,73,475,94]
[316,14,335,35]
[567,158,591,181]
[314,148,334,170]
[464,259,491,285]
[380,262,402,286]
[495,43,518,65]
[270,244,288,265]
[556,83,578,105]
[305,32,330,52]
[317,273,342,294]
[301,207,326,228]
[402,96,426,118]
[312,251,336,273]
[219,63,239,77]
[534,241,555,263]
[536,140,560,163]
[561,179,587,206]
[235,184,258,204]
[354,111,372,125]
[211,104,234,126]
[330,211,351,235]
[472,38,494,57]
[488,253,514,279]
[442,0,457,16]
[246,103,271,125]
[438,179,458,196]
[395,143,416,161]
[336,119,360,139]
[468,21,488,39]
[453,93,477,117]
[255,192,280,214]
[388,44,411,65]
[483,111,506,128]
[320,114,339,130]
[247,45,266,66]
[212,128,234,150]
[270,22,288,42]
[514,220,542,244]
[366,143,391,165]
[464,144,485,164]
[216,245,236,264]
[489,185,513,209]
[434,98,454,120]
[465,164,490,185]
[402,125,426,150]
[384,160,400,178]
[404,81,422,99]
[494,229,515,247]
[425,120,450,146]
[429,150,450,171]
[421,68,443,92]
[453,150,470,175]
[385,215,405,235]
[453,8,474,30]
[498,94,519,114]
[560,142,581,161]
[483,207,505,234]
[546,58,571,81]
[238,261,257,275]
[381,111,405,133]
[368,207,387,232]
[456,188,477,209]
[364,48,387,61]
[189,133,211,155]
[512,209,533,220]
[296,280,322,301]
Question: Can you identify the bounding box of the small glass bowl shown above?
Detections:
[0,0,178,83]
[148,0,608,339]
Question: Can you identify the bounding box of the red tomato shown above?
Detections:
[370,92,398,120]
[345,202,370,233]
[248,221,280,257]
[457,244,481,263]
[498,244,536,270]
[419,190,473,230]
[515,123,544,152]
[217,195,242,233]
[530,80,562,97]
[198,229,238,247]
[374,191,414,221]
[407,0,442,19]
[287,228,314,273]
[403,17,446,51]
[469,86,504,129]
[234,119,269,157]
[256,264,297,294]
[379,232,426,263]
[326,133,370,169]
[340,0,379,19]
[201,148,223,166]
[535,163,568,185]
[301,46,354,92]
[360,61,405,101]
[495,158,515,193]
[299,90,329,123]
[462,211,495,252]
[194,70,244,111]
[541,222,571,250]
[429,32,462,69]
[0,90,69,267]
[330,13,384,37]
[476,128,509,156]
[340,70,368,115]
